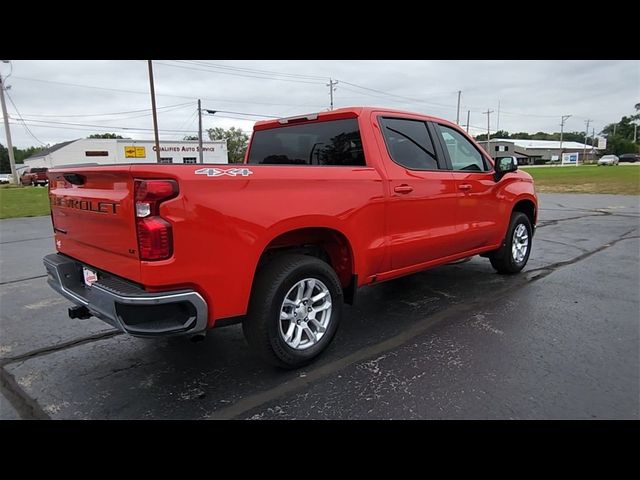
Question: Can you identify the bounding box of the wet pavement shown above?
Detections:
[1,193,638,419]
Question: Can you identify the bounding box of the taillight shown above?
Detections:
[134,179,178,260]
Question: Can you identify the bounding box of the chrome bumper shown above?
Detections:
[43,253,208,337]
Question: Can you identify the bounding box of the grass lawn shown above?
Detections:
[0,186,50,219]
[521,165,640,195]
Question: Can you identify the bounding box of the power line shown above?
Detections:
[5,90,47,145]
[176,60,328,81]
[11,76,326,108]
[18,101,194,118]
[204,109,280,119]
[154,61,326,85]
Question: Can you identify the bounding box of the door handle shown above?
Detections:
[394,184,414,194]
[458,183,472,191]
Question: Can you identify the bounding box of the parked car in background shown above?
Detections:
[619,153,640,163]
[20,167,49,186]
[597,155,619,166]
[0,173,14,184]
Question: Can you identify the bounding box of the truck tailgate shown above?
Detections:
[48,166,142,283]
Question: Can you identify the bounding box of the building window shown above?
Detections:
[183,157,197,164]
[160,157,173,164]
[495,145,508,152]
[85,151,109,157]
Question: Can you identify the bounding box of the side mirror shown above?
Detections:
[494,156,518,181]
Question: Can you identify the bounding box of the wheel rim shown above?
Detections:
[512,223,529,263]
[279,278,332,351]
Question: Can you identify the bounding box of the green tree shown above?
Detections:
[87,133,125,139]
[206,126,249,163]
[475,130,510,141]
[601,116,636,140]
[600,105,640,154]
[1,144,43,173]
[604,136,637,156]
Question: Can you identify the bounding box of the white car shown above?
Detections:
[597,155,619,166]
[0,173,14,184]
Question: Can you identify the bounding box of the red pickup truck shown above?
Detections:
[21,167,49,186]
[44,107,537,368]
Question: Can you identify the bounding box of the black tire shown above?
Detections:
[489,211,533,274]
[243,253,343,369]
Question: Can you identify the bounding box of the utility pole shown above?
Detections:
[582,119,591,166]
[559,114,572,164]
[327,78,338,110]
[198,99,203,164]
[483,109,494,155]
[147,60,161,163]
[456,90,461,124]
[634,124,637,143]
[0,69,18,185]
[466,110,470,134]
[496,100,501,133]
[613,123,617,136]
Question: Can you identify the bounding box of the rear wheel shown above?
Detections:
[489,211,532,274]
[243,254,343,369]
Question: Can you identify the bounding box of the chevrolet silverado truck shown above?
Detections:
[44,107,537,368]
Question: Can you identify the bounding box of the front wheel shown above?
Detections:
[243,254,343,369]
[489,211,533,274]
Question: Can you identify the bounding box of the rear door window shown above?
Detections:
[247,118,365,166]
[379,117,440,170]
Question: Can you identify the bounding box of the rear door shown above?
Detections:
[374,115,460,271]
[432,123,502,251]
[48,166,142,282]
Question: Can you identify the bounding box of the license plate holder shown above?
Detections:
[82,266,98,287]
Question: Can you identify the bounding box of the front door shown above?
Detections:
[375,115,460,271]
[432,123,502,251]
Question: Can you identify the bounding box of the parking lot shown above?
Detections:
[0,193,638,419]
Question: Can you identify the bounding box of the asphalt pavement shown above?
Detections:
[0,193,638,419]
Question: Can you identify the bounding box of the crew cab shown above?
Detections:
[44,107,537,368]
[21,167,49,186]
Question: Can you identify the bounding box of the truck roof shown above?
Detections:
[254,106,456,131]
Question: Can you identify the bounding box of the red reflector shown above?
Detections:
[137,217,173,260]
[135,180,178,202]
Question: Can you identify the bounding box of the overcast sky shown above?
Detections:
[1,60,638,148]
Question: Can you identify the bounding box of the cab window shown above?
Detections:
[437,125,488,172]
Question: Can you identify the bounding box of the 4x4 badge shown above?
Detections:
[195,168,253,177]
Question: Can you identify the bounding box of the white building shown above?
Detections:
[477,138,600,165]
[23,138,228,168]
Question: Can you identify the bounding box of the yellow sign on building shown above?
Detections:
[124,146,146,158]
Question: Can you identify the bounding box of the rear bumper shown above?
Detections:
[43,253,208,337]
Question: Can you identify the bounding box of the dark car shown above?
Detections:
[20,167,49,186]
[619,153,640,163]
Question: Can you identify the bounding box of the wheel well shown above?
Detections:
[258,227,356,301]
[513,199,536,226]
